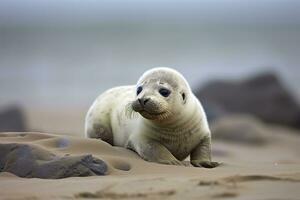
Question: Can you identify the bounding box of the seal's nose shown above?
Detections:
[138,98,150,106]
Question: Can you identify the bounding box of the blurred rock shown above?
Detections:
[201,103,228,122]
[211,115,268,145]
[0,105,27,132]
[196,72,300,129]
[0,143,108,179]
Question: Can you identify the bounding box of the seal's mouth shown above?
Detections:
[131,106,166,119]
[138,110,167,120]
[140,110,166,116]
[131,100,167,120]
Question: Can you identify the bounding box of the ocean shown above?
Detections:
[1,24,300,109]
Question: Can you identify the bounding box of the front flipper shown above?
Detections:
[126,136,186,166]
[190,135,220,168]
[190,160,220,168]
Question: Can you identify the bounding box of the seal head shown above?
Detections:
[131,68,190,122]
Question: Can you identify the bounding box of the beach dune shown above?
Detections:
[0,131,300,199]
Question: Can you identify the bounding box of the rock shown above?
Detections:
[196,72,300,129]
[0,105,27,132]
[0,143,108,179]
[210,114,269,145]
[201,103,228,122]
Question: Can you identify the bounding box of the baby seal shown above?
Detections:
[85,67,219,168]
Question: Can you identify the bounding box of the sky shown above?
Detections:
[0,0,300,27]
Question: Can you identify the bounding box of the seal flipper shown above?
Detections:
[126,136,186,166]
[86,123,113,145]
[190,135,220,168]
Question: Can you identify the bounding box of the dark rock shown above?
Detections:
[0,143,107,179]
[196,72,300,129]
[0,105,27,132]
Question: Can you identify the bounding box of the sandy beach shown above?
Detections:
[1,1,300,199]
[1,129,299,200]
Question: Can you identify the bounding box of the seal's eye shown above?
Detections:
[159,88,171,97]
[137,86,143,95]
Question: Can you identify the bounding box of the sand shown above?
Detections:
[0,131,300,200]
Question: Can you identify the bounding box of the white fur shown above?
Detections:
[85,67,211,161]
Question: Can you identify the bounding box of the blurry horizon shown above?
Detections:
[0,0,300,134]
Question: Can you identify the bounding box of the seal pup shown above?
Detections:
[85,67,219,168]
